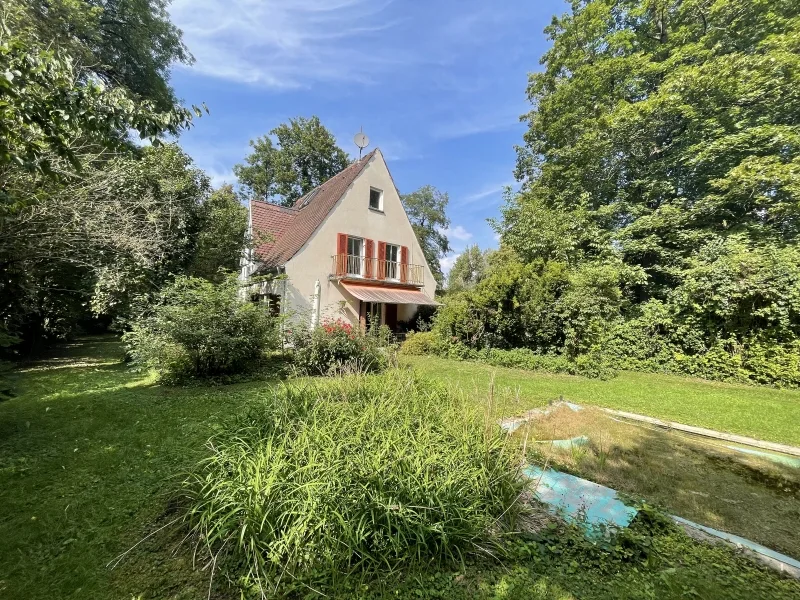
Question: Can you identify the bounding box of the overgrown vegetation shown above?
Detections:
[402,333,615,379]
[435,0,800,388]
[519,404,800,559]
[290,319,393,376]
[123,275,279,383]
[3,338,799,600]
[182,371,525,594]
[0,0,252,355]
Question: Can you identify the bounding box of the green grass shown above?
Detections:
[404,356,800,446]
[183,372,524,593]
[1,337,799,600]
[517,404,800,559]
[0,336,268,600]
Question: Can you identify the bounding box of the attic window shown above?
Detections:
[369,187,383,211]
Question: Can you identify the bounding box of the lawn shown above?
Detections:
[403,356,800,446]
[0,336,265,600]
[1,337,799,600]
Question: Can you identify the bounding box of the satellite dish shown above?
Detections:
[354,129,369,159]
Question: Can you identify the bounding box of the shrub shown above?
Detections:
[481,347,617,380]
[289,318,391,375]
[122,275,279,383]
[402,330,617,379]
[182,371,525,592]
[602,302,800,387]
[399,331,446,355]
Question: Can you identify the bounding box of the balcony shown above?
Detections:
[331,254,424,287]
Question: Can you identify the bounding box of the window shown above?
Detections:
[385,243,400,280]
[346,236,363,276]
[369,187,383,211]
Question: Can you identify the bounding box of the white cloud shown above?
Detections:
[431,107,524,140]
[458,180,516,206]
[169,0,409,88]
[208,168,236,189]
[439,225,473,241]
[439,253,458,274]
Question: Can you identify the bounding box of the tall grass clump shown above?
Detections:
[181,370,525,593]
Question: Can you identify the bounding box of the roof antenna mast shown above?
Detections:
[353,126,370,161]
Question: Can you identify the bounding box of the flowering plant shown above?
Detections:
[289,317,393,375]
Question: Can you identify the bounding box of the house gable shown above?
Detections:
[251,150,376,269]
[286,149,437,293]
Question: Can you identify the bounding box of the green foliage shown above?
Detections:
[17,0,192,111]
[1,0,205,351]
[2,144,211,344]
[234,116,350,206]
[188,184,248,282]
[513,0,800,289]
[399,331,446,356]
[447,245,490,292]
[1,1,202,174]
[433,249,640,357]
[400,185,452,287]
[123,275,279,383]
[289,318,392,376]
[182,371,525,593]
[481,0,800,387]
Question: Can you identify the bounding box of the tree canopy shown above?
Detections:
[234,116,350,206]
[447,245,490,292]
[505,0,800,297]
[434,0,800,387]
[400,185,452,287]
[0,0,218,350]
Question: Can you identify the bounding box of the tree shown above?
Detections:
[1,144,210,342]
[0,19,201,175]
[0,0,204,350]
[447,245,489,292]
[511,0,800,299]
[234,116,349,206]
[189,185,249,282]
[18,0,192,111]
[400,185,451,287]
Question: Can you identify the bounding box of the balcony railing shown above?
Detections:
[331,254,424,287]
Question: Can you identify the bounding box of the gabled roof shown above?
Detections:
[251,149,377,268]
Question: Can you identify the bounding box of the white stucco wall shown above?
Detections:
[281,149,437,328]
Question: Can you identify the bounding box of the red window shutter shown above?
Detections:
[365,239,374,279]
[377,241,387,280]
[400,245,409,283]
[336,233,347,275]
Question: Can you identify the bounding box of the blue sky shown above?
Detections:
[167,0,565,273]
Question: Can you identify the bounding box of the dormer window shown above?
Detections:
[369,187,383,211]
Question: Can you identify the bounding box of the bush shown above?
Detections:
[402,330,617,379]
[289,318,392,375]
[182,371,525,592]
[481,347,617,380]
[399,331,446,355]
[122,275,279,383]
[602,302,800,387]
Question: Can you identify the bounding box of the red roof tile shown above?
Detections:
[252,150,377,269]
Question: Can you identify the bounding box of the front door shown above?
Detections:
[384,303,398,332]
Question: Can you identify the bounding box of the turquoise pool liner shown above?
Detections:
[524,465,800,576]
[724,444,800,469]
[524,465,638,535]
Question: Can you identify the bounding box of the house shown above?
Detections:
[241,149,439,332]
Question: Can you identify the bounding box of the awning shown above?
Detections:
[341,283,440,306]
